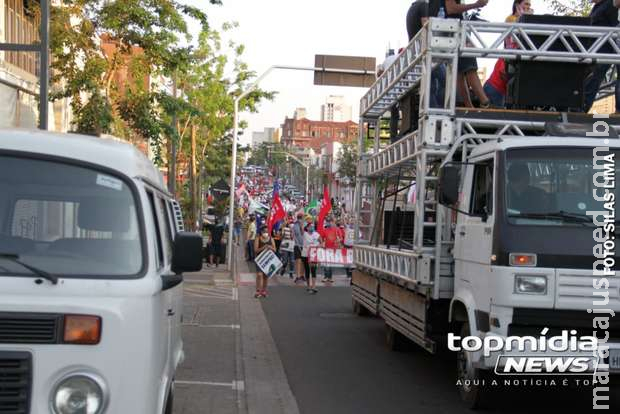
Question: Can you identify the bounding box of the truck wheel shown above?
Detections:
[456,322,489,409]
[164,384,174,414]
[386,324,408,352]
[353,299,369,316]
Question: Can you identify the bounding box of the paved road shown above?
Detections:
[260,284,616,414]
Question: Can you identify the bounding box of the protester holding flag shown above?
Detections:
[316,186,340,283]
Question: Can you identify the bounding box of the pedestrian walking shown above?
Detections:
[292,213,305,283]
[207,217,225,267]
[302,222,321,294]
[246,214,257,261]
[279,217,295,278]
[254,225,275,298]
[318,216,342,283]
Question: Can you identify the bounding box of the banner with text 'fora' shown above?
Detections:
[308,248,354,268]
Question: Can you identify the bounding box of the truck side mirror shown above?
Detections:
[439,165,460,207]
[172,232,203,274]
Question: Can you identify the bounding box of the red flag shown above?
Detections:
[317,186,332,233]
[268,193,286,234]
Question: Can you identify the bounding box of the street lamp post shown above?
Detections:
[226,63,374,270]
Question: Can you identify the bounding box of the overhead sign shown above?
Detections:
[314,55,376,88]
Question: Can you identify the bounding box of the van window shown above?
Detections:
[470,162,494,216]
[0,156,143,277]
[158,197,173,264]
[146,191,164,269]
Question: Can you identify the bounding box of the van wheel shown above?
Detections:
[353,299,369,316]
[164,385,174,414]
[456,322,490,409]
[386,324,409,352]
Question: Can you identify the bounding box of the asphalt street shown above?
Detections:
[260,285,617,414]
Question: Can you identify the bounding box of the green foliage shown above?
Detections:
[49,0,220,139]
[247,142,287,168]
[548,0,592,16]
[337,141,359,186]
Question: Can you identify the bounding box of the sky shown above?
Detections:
[186,0,553,145]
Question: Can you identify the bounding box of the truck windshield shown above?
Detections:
[0,156,143,277]
[505,148,619,227]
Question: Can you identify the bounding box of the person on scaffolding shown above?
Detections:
[443,0,492,108]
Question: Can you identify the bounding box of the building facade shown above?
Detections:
[280,116,358,152]
[0,0,70,130]
[320,95,352,122]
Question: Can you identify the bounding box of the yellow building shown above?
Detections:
[590,95,616,115]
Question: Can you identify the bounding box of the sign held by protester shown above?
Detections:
[255,249,283,278]
[308,248,354,267]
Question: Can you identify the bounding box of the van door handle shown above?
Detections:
[459,230,466,236]
[167,309,176,317]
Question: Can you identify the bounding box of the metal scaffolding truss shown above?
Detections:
[360,19,620,119]
[360,18,459,119]
[354,18,620,297]
[354,244,433,285]
[461,20,620,63]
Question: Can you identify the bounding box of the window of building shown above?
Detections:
[4,0,40,76]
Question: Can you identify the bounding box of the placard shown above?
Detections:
[280,240,295,252]
[308,248,354,268]
[255,249,283,278]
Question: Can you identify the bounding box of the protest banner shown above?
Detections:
[308,247,354,268]
[254,249,283,278]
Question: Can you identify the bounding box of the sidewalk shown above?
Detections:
[174,245,300,414]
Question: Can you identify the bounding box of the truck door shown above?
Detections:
[454,157,495,329]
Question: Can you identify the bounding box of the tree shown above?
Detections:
[548,0,592,16]
[337,141,359,187]
[169,24,275,229]
[247,142,287,168]
[49,0,219,145]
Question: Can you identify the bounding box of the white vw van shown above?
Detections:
[0,129,203,414]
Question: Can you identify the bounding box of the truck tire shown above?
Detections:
[353,299,369,316]
[386,324,409,352]
[456,322,489,409]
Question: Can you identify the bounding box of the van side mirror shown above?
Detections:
[171,232,203,274]
[439,165,460,207]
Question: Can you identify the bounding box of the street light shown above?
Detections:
[226,62,376,270]
[273,151,309,201]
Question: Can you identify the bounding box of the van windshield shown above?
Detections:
[504,148,619,227]
[0,156,143,277]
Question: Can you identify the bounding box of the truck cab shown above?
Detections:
[441,137,620,386]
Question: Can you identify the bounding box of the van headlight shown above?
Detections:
[51,373,107,414]
[514,274,547,295]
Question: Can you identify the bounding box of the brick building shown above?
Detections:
[280,117,358,152]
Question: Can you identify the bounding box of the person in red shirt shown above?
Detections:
[318,216,342,283]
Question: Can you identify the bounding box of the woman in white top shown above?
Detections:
[302,223,321,294]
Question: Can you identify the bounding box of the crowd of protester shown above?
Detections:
[225,164,355,298]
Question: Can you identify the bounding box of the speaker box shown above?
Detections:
[506,62,589,110]
[507,15,592,110]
